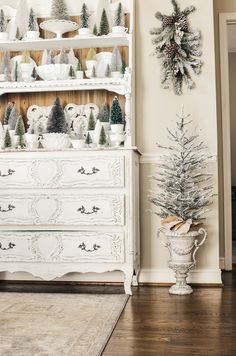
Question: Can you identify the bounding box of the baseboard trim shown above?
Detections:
[220,257,225,270]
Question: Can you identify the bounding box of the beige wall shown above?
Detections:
[229,53,236,186]
[1,0,221,283]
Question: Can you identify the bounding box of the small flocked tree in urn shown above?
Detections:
[149,107,213,295]
[79,3,91,36]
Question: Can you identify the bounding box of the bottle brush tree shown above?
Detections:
[91,65,96,78]
[4,128,11,148]
[93,24,98,36]
[76,57,82,71]
[31,67,37,80]
[80,3,90,28]
[1,51,11,81]
[87,109,96,130]
[114,2,125,27]
[21,50,31,64]
[8,106,18,130]
[149,107,213,233]
[110,47,122,72]
[99,9,110,36]
[0,9,7,32]
[3,102,14,125]
[85,131,92,146]
[86,48,96,61]
[47,97,67,133]
[99,125,107,146]
[110,96,123,125]
[59,49,69,64]
[15,115,26,148]
[105,64,110,78]
[98,104,110,123]
[14,62,19,82]
[28,8,39,31]
[51,0,70,20]
[68,65,76,79]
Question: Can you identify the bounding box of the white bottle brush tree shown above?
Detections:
[28,8,39,32]
[51,0,70,20]
[149,107,213,234]
[150,0,202,95]
[114,2,125,27]
[110,47,122,73]
[0,9,7,33]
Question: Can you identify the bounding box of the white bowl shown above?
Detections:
[41,133,70,150]
[37,64,72,81]
[40,19,78,39]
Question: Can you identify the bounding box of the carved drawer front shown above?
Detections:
[0,156,124,188]
[0,194,124,226]
[0,233,34,262]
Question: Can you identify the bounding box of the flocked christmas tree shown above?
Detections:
[14,61,19,82]
[46,50,55,65]
[80,3,90,28]
[85,131,92,146]
[4,128,11,148]
[0,9,7,32]
[59,49,69,64]
[3,102,14,125]
[99,9,110,36]
[47,98,67,133]
[15,115,26,148]
[31,67,37,80]
[114,2,124,27]
[77,57,82,71]
[110,47,122,72]
[99,125,107,146]
[149,107,213,233]
[150,0,202,95]
[91,65,96,78]
[28,8,39,31]
[105,64,110,78]
[110,96,123,125]
[93,24,98,36]
[51,0,70,20]
[87,108,96,130]
[3,51,11,81]
[8,105,18,130]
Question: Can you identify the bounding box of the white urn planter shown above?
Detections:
[20,63,33,82]
[26,30,40,40]
[76,71,84,79]
[78,28,91,36]
[110,71,122,79]
[25,133,39,150]
[111,124,124,134]
[158,228,207,295]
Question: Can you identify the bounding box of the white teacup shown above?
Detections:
[25,133,39,150]
[112,26,128,35]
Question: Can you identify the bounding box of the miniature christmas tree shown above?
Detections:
[121,59,126,75]
[15,27,22,40]
[51,0,70,20]
[4,128,11,148]
[85,131,92,146]
[77,57,82,71]
[91,65,96,78]
[86,48,96,61]
[99,9,110,36]
[2,51,11,81]
[93,24,98,36]
[114,2,125,27]
[68,65,76,79]
[3,102,14,125]
[59,49,69,64]
[28,8,39,31]
[47,97,67,133]
[0,9,7,32]
[99,125,107,146]
[8,106,18,130]
[15,115,26,148]
[80,3,90,28]
[14,62,19,82]
[110,96,123,125]
[149,107,213,230]
[46,50,55,65]
[31,67,37,80]
[21,50,31,64]
[88,109,96,130]
[111,47,122,72]
[150,0,202,95]
[105,64,110,78]
[99,104,110,123]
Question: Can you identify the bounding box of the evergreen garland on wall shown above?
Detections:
[150,0,202,95]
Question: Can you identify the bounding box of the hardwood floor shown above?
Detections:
[104,272,236,356]
[0,273,235,355]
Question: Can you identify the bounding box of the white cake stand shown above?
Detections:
[40,19,79,39]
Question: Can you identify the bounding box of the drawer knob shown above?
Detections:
[78,205,100,215]
[78,242,101,252]
[0,242,15,251]
[78,166,100,176]
[0,169,15,177]
[0,204,15,213]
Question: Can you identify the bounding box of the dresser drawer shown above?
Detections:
[0,231,125,263]
[0,156,124,188]
[0,194,124,226]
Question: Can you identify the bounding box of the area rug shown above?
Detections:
[0,292,129,356]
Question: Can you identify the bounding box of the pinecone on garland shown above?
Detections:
[176,14,188,31]
[162,15,175,28]
[164,42,179,58]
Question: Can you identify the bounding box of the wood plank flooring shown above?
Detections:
[0,272,235,355]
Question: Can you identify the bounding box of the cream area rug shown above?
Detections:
[0,292,128,356]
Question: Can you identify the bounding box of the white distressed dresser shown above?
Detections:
[0,149,140,294]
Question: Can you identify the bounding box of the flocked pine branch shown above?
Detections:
[149,107,213,226]
[150,0,202,95]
